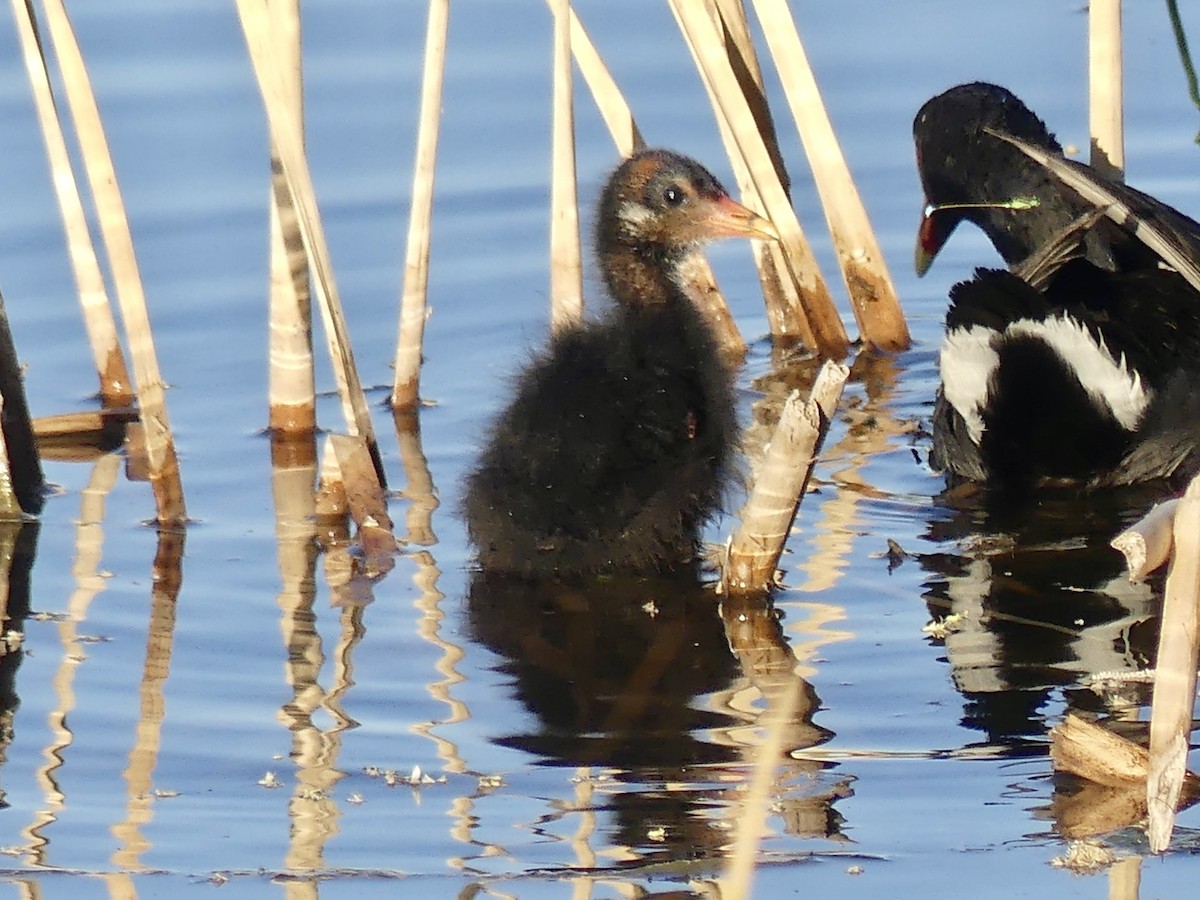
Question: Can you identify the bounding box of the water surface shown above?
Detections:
[0,1,1197,897]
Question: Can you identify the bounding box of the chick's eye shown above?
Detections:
[662,185,686,207]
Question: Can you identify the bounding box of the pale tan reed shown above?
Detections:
[723,360,848,594]
[392,0,450,410]
[1089,0,1125,180]
[748,0,909,351]
[1147,474,1200,852]
[669,0,847,355]
[11,0,133,409]
[549,0,584,332]
[38,0,185,524]
[265,0,316,435]
[236,0,383,483]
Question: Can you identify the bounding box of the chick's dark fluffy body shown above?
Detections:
[464,298,735,579]
[464,149,752,580]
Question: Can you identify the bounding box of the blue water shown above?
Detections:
[0,1,1195,897]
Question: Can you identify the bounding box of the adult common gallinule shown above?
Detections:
[913,82,1200,488]
[464,149,778,579]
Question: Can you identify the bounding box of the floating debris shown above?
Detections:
[257,771,283,789]
[1050,839,1115,873]
[885,538,909,571]
[346,793,365,805]
[646,826,667,842]
[153,788,181,799]
[922,612,966,640]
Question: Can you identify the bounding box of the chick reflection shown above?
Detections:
[468,573,739,768]
[467,572,843,858]
[917,485,1163,746]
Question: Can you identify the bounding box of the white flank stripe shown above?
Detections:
[940,324,1000,445]
[1006,315,1150,430]
[939,314,1152,447]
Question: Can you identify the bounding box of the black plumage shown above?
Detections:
[464,149,777,579]
[913,82,1200,488]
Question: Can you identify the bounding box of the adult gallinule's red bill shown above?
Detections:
[914,82,1200,489]
[464,149,778,579]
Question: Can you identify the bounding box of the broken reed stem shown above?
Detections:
[1088,0,1124,180]
[392,0,449,411]
[39,0,185,524]
[723,360,848,594]
[549,0,584,333]
[266,0,316,436]
[1051,714,1151,787]
[747,0,909,352]
[1146,474,1200,853]
[236,0,385,486]
[669,0,847,356]
[1111,498,1179,581]
[11,0,133,409]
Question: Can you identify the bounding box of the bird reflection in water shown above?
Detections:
[916,483,1164,751]
[467,571,851,865]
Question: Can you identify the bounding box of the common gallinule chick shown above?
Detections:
[464,149,777,579]
[913,81,1200,488]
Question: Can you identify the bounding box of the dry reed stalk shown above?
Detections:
[711,0,789,191]
[236,0,385,484]
[723,360,848,594]
[392,0,449,410]
[329,433,396,568]
[314,436,349,521]
[668,0,847,355]
[11,0,133,409]
[1051,714,1152,787]
[992,131,1200,295]
[38,0,186,524]
[708,0,802,349]
[1088,0,1124,180]
[683,1,799,352]
[746,0,909,352]
[1049,714,1200,839]
[266,0,316,435]
[0,291,43,515]
[1147,474,1200,852]
[1111,498,1179,582]
[549,0,584,332]
[32,408,129,463]
[567,4,745,355]
[566,7,644,155]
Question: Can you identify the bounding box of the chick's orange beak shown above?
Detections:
[704,195,781,242]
